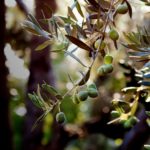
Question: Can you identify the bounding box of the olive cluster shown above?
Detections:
[97,54,114,76]
[111,110,138,128]
[54,1,129,126]
[94,28,119,77]
[55,83,99,124]
[73,83,99,104]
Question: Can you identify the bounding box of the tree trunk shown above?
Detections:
[0,1,13,150]
[23,1,57,150]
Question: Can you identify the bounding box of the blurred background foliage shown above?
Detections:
[2,0,150,150]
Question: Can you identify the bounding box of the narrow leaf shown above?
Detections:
[28,14,42,29]
[42,82,58,95]
[125,0,132,18]
[76,68,91,86]
[35,40,53,51]
[67,73,75,85]
[65,35,92,52]
[68,7,77,21]
[76,1,84,17]
[65,50,87,67]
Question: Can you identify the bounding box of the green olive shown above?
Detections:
[56,112,66,124]
[72,94,80,104]
[88,88,98,98]
[120,119,126,125]
[88,83,97,89]
[77,91,88,101]
[129,116,138,125]
[123,120,132,128]
[116,3,128,14]
[97,66,105,76]
[94,39,106,51]
[111,110,121,118]
[109,29,119,41]
[104,55,113,64]
[103,64,113,74]
[97,64,113,76]
[123,116,138,128]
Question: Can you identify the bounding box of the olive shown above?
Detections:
[104,55,113,64]
[77,91,88,101]
[129,116,138,125]
[88,88,98,98]
[94,39,106,51]
[120,119,126,125]
[116,3,128,14]
[123,116,138,128]
[72,94,80,104]
[103,64,113,74]
[97,64,113,76]
[97,66,105,76]
[111,110,121,118]
[123,120,132,128]
[88,83,97,89]
[109,29,119,41]
[56,112,66,124]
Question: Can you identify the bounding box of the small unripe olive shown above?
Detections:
[123,120,132,128]
[97,66,105,76]
[123,116,138,128]
[104,55,113,64]
[109,29,119,41]
[88,88,98,98]
[56,112,66,124]
[94,39,106,51]
[72,94,80,104]
[129,116,138,125]
[120,119,126,125]
[116,3,128,14]
[88,83,97,89]
[77,91,88,101]
[97,64,113,76]
[103,64,113,74]
[111,110,121,118]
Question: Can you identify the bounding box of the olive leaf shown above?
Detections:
[68,6,77,21]
[76,1,84,17]
[65,35,93,52]
[35,40,53,51]
[76,68,91,86]
[41,82,63,100]
[32,109,51,131]
[122,87,137,93]
[28,14,42,30]
[28,92,46,109]
[125,0,132,18]
[22,20,51,39]
[65,50,88,68]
